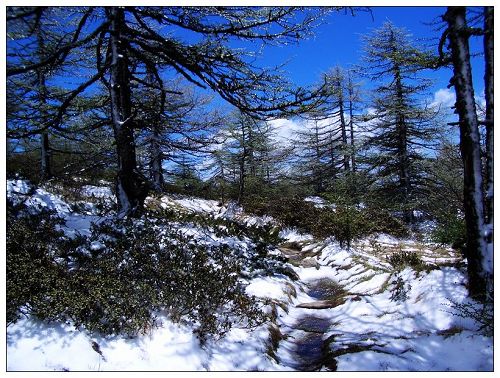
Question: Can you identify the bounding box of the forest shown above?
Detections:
[6,6,493,371]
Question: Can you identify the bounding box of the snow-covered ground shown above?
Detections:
[5,180,493,371]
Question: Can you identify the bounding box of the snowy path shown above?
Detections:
[275,242,345,371]
[270,237,493,371]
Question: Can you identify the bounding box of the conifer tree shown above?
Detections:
[7,6,333,216]
[360,22,438,223]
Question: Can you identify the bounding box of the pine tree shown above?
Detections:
[134,76,222,193]
[360,22,438,223]
[7,7,64,181]
[7,6,334,216]
[346,70,363,173]
[221,111,277,203]
[293,116,344,194]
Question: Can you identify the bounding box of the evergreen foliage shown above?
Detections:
[7,200,273,341]
[359,22,439,223]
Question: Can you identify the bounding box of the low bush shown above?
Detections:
[7,202,266,342]
[144,205,290,280]
[386,250,427,272]
[390,275,411,302]
[6,201,68,324]
[243,194,317,233]
[244,195,375,249]
[446,300,493,337]
[310,205,373,249]
[431,214,466,250]
[364,207,409,238]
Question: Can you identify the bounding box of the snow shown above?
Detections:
[279,228,313,242]
[81,185,114,199]
[7,179,32,195]
[246,277,292,302]
[304,195,326,206]
[335,332,493,371]
[7,316,207,371]
[164,195,223,215]
[372,233,401,244]
[6,179,493,371]
[304,195,336,210]
[7,181,72,215]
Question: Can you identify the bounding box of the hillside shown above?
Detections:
[6,179,493,371]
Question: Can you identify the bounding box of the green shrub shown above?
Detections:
[311,205,373,249]
[431,214,466,250]
[6,202,68,324]
[243,195,375,249]
[7,151,42,184]
[386,250,427,272]
[364,207,409,238]
[243,194,317,233]
[7,202,266,342]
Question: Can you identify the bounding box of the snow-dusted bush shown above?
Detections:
[81,217,267,340]
[386,250,427,272]
[144,206,294,281]
[7,201,69,324]
[7,202,266,342]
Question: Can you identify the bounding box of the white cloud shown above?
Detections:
[431,87,456,110]
[267,118,304,145]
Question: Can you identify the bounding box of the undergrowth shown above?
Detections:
[243,194,408,250]
[6,200,278,343]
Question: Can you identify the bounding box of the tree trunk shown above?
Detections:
[336,76,350,172]
[444,6,492,300]
[108,7,149,217]
[314,121,323,194]
[150,124,164,192]
[248,126,256,178]
[219,165,226,204]
[483,6,494,233]
[347,74,356,173]
[145,67,164,192]
[37,29,52,181]
[394,66,412,223]
[40,131,51,180]
[237,120,246,204]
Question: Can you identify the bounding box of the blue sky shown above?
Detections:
[253,6,485,100]
[6,6,486,119]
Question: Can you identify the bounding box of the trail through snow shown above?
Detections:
[5,180,493,371]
